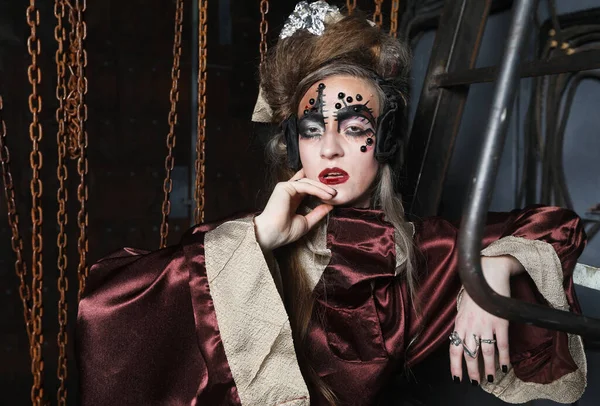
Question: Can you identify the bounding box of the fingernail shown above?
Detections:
[471,379,479,386]
[502,365,508,373]
[453,376,460,384]
[487,375,494,383]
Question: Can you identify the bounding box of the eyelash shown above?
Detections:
[344,125,373,137]
[299,126,323,139]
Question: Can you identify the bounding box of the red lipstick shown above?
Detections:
[318,167,349,185]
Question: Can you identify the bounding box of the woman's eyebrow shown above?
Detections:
[334,104,376,131]
[298,112,326,128]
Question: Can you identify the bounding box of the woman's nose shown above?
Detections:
[320,131,344,159]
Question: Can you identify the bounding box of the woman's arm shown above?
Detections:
[405,205,587,404]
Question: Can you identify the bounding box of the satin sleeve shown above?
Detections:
[404,205,587,403]
[76,244,207,405]
[76,220,248,406]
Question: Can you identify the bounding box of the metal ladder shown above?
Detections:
[406,0,600,339]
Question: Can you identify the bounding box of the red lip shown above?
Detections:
[318,167,349,185]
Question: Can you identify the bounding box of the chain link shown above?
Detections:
[259,0,269,64]
[26,1,45,404]
[390,0,400,38]
[373,0,384,28]
[65,1,83,160]
[54,0,69,403]
[195,0,208,224]
[0,97,33,346]
[159,0,184,248]
[70,0,89,302]
[346,0,357,15]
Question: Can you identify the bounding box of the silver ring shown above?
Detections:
[480,338,497,344]
[449,331,462,347]
[463,334,480,359]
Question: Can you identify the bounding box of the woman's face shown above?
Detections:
[297,75,380,208]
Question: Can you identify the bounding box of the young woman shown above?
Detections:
[77,3,587,405]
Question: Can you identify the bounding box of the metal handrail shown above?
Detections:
[458,0,600,340]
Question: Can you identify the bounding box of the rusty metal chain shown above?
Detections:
[65,1,82,160]
[0,97,33,346]
[373,0,384,28]
[26,1,45,404]
[54,0,69,403]
[259,0,269,64]
[346,0,357,15]
[195,0,208,224]
[390,0,400,38]
[70,0,90,303]
[159,0,184,248]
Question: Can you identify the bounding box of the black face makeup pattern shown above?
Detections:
[333,92,376,153]
[299,87,376,153]
[283,79,405,170]
[298,82,328,139]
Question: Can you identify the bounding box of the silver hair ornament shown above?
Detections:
[279,1,341,39]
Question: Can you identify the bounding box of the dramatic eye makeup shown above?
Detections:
[334,103,376,135]
[298,114,325,138]
[299,82,328,138]
[339,116,375,137]
[298,85,376,152]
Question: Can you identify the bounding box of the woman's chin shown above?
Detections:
[323,193,370,208]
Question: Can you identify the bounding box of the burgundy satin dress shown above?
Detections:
[77,205,586,405]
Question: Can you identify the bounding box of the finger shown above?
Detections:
[304,204,334,230]
[283,181,336,201]
[289,168,305,181]
[449,330,465,383]
[495,323,511,374]
[463,333,481,385]
[288,204,333,241]
[480,330,497,384]
[295,177,338,196]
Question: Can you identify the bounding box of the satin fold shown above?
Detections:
[77,205,586,405]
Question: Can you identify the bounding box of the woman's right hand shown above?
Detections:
[254,169,337,251]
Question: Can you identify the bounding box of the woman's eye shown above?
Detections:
[300,127,323,138]
[345,126,371,136]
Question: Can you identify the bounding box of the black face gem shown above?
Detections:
[346,96,353,103]
[335,103,342,109]
[360,145,367,152]
[304,109,309,115]
[309,98,315,105]
[353,106,360,112]
[366,137,374,145]
[338,92,345,99]
[318,83,326,90]
[356,94,363,101]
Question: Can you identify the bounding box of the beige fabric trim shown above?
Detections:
[205,217,310,405]
[252,87,274,123]
[297,219,331,291]
[478,236,587,404]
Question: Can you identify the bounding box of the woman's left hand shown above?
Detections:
[449,256,522,385]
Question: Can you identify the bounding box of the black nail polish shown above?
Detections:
[487,375,494,383]
[453,376,460,384]
[471,379,479,386]
[502,365,508,373]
